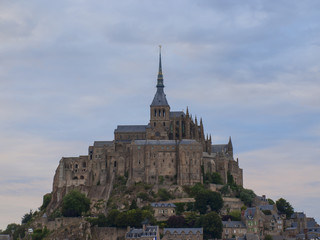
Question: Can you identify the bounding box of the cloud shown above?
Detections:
[239,140,320,222]
[1,0,320,230]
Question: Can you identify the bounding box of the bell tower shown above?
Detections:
[147,46,170,140]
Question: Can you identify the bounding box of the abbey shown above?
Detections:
[51,49,243,205]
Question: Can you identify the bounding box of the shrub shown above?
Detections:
[40,193,52,211]
[61,190,90,217]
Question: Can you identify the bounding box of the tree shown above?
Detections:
[31,227,49,240]
[194,190,223,214]
[268,198,275,205]
[204,172,223,185]
[276,198,294,219]
[167,215,186,228]
[21,210,33,224]
[61,190,90,217]
[239,188,256,206]
[196,212,222,239]
[157,188,172,201]
[129,199,138,210]
[265,234,273,240]
[227,171,234,185]
[40,193,52,211]
[106,209,120,227]
[229,210,241,221]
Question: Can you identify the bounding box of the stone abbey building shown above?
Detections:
[51,50,243,206]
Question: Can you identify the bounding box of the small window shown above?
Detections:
[154,122,156,127]
[163,122,165,126]
[114,161,117,167]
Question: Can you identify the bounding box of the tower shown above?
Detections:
[147,46,171,140]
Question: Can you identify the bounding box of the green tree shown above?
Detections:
[21,210,33,224]
[61,190,90,217]
[106,209,120,227]
[40,193,52,211]
[157,188,172,201]
[129,199,138,210]
[276,198,294,219]
[194,190,223,214]
[265,234,273,240]
[31,227,49,240]
[227,171,234,185]
[239,188,256,206]
[229,210,241,221]
[267,198,275,205]
[167,215,186,228]
[2,223,26,240]
[204,172,223,184]
[196,212,222,239]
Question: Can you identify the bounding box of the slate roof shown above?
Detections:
[164,228,203,235]
[211,144,228,153]
[222,221,246,228]
[151,88,169,106]
[291,212,306,219]
[244,208,256,219]
[170,111,185,118]
[114,125,147,133]
[180,139,200,145]
[259,205,274,211]
[126,226,158,239]
[133,139,199,146]
[0,235,10,240]
[307,219,318,228]
[134,140,177,145]
[151,203,176,208]
[94,141,113,147]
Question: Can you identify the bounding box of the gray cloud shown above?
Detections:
[1,0,320,229]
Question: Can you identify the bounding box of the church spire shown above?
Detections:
[157,45,164,88]
[151,45,169,107]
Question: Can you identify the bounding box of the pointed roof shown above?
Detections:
[151,45,169,107]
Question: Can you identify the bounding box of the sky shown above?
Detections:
[0,0,320,230]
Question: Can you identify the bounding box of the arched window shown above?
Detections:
[163,122,165,126]
[163,110,165,117]
[154,109,157,117]
[114,161,117,167]
[73,176,78,180]
[154,122,156,127]
[159,109,161,117]
[80,176,84,179]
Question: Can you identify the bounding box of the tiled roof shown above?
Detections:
[151,202,176,208]
[114,125,147,133]
[164,228,203,235]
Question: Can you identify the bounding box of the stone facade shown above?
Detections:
[151,203,176,221]
[49,50,243,212]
